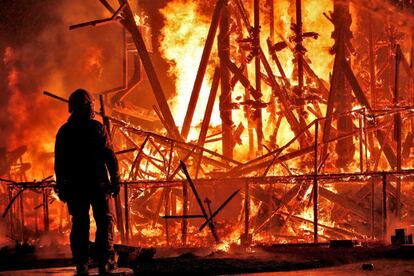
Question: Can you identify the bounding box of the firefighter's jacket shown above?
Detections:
[54,113,120,198]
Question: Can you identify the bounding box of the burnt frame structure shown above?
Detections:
[2,0,414,247]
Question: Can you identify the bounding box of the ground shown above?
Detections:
[1,259,414,275]
[1,243,414,275]
[268,259,414,275]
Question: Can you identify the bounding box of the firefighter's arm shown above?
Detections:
[54,130,69,202]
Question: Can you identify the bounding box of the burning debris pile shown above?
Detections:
[2,0,414,251]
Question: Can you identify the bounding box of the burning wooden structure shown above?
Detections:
[2,0,414,250]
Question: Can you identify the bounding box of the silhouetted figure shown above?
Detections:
[54,89,120,275]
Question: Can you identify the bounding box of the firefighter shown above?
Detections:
[54,89,120,275]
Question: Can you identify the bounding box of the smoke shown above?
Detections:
[0,0,123,179]
[350,0,414,28]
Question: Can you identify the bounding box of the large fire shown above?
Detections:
[1,0,414,251]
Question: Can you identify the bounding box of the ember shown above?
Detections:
[2,0,414,260]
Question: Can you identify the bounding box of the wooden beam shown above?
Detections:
[196,68,221,177]
[219,4,234,158]
[259,48,307,141]
[119,1,182,140]
[181,0,228,139]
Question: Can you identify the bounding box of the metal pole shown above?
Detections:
[8,188,14,239]
[43,188,49,232]
[35,193,39,233]
[359,114,364,172]
[124,183,130,244]
[396,117,401,219]
[171,193,177,216]
[382,173,387,239]
[394,45,401,220]
[363,109,369,171]
[313,121,319,243]
[59,203,64,234]
[244,180,250,246]
[19,191,24,242]
[371,178,375,239]
[182,181,188,246]
[164,188,170,246]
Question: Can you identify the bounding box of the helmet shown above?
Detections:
[68,89,93,114]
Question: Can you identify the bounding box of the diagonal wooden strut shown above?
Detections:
[180,161,220,243]
[181,0,229,140]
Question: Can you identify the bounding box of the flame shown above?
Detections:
[134,13,148,26]
[159,0,220,141]
[84,47,104,79]
[302,0,334,81]
[3,0,414,250]
[214,227,242,252]
[141,225,163,238]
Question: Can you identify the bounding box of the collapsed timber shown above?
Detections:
[3,167,414,247]
[4,99,414,247]
[4,0,414,250]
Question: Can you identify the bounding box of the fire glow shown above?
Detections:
[2,0,414,252]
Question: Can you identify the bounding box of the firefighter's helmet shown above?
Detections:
[68,89,93,114]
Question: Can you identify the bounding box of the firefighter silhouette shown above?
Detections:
[54,89,120,274]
